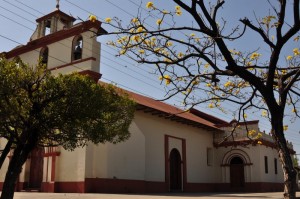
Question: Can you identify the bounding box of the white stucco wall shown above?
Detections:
[0,139,10,181]
[55,147,86,182]
[258,145,283,182]
[86,119,146,180]
[185,129,215,183]
[16,50,40,66]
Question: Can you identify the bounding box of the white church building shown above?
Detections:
[0,6,296,193]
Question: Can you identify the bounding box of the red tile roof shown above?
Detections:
[122,89,221,131]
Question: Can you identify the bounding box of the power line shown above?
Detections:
[2,0,39,18]
[1,1,299,145]
[14,0,44,15]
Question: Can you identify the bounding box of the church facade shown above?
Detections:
[0,7,295,193]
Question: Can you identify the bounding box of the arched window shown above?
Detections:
[40,47,49,66]
[72,35,83,61]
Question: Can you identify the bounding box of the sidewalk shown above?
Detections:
[11,192,299,199]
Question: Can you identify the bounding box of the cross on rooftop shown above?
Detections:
[56,0,60,10]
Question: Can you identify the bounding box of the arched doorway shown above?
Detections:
[169,148,182,191]
[230,156,245,190]
[29,147,44,189]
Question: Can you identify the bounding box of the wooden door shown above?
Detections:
[230,156,245,190]
[169,148,182,191]
[29,147,44,188]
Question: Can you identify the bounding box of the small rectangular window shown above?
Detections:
[264,156,268,174]
[274,158,278,174]
[207,148,213,166]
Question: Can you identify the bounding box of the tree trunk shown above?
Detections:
[280,148,297,199]
[272,115,297,199]
[0,144,32,199]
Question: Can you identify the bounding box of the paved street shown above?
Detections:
[11,192,300,199]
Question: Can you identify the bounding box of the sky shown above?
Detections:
[0,0,299,159]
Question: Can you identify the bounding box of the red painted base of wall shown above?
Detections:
[55,182,85,193]
[214,182,284,192]
[16,182,24,191]
[184,182,215,192]
[85,178,166,193]
[41,182,55,192]
[0,179,286,193]
[85,178,284,193]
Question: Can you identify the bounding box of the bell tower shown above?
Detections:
[30,2,76,41]
[3,2,107,81]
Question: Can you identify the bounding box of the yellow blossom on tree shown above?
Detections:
[190,33,195,37]
[204,63,210,68]
[243,113,247,119]
[162,10,169,14]
[262,15,276,25]
[262,110,268,117]
[143,40,151,46]
[287,55,293,60]
[105,17,112,23]
[175,6,182,16]
[136,27,144,33]
[283,125,288,131]
[164,58,172,63]
[89,15,97,22]
[250,52,261,60]
[146,2,154,9]
[131,18,138,23]
[224,81,232,87]
[192,80,199,85]
[162,50,169,56]
[176,10,182,16]
[131,35,140,42]
[119,49,126,55]
[256,132,262,139]
[293,48,300,56]
[294,36,300,42]
[138,49,145,54]
[257,141,262,145]
[208,103,214,108]
[206,83,211,87]
[166,41,173,47]
[177,52,184,58]
[194,37,200,42]
[292,108,297,113]
[156,19,163,25]
[271,35,275,41]
[281,70,287,75]
[248,129,256,136]
[154,48,161,53]
[164,75,171,85]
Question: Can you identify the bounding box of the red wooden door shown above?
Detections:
[29,147,44,188]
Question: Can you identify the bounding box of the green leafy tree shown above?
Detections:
[105,0,300,198]
[0,57,135,199]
